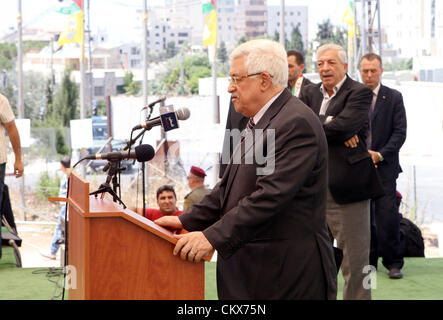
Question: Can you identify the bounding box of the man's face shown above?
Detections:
[360,58,383,91]
[228,55,263,118]
[317,49,348,91]
[157,190,176,215]
[288,55,304,82]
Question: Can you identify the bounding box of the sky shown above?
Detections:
[0,0,348,44]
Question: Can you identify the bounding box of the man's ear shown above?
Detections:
[260,73,272,91]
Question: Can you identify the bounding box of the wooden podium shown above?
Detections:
[67,172,205,300]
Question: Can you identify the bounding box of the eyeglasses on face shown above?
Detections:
[228,72,273,86]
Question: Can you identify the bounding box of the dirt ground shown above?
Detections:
[14,223,61,268]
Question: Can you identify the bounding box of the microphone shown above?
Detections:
[144,96,166,109]
[133,107,191,131]
[83,144,155,162]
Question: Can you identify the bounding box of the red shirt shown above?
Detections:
[144,208,183,221]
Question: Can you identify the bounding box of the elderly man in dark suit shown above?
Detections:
[359,53,407,279]
[219,50,313,178]
[156,39,337,300]
[299,44,384,300]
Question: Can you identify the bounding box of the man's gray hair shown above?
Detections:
[316,43,348,64]
[230,39,288,88]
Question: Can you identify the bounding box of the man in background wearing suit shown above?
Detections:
[299,44,384,300]
[360,53,407,279]
[219,50,312,178]
[156,39,337,299]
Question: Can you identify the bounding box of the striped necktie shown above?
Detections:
[241,118,255,142]
[247,118,255,130]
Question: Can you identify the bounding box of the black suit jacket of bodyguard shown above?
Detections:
[370,84,407,182]
[299,75,384,204]
[180,89,337,299]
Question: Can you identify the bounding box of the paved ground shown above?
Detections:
[15,223,61,268]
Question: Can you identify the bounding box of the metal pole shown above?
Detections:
[361,0,367,56]
[377,0,382,57]
[280,0,285,48]
[142,0,148,107]
[17,0,24,119]
[80,3,87,177]
[17,0,26,221]
[353,0,358,78]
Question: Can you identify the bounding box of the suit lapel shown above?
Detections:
[221,89,292,206]
[325,76,353,117]
[310,83,323,114]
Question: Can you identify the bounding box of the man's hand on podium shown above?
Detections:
[172,232,213,263]
[155,216,213,263]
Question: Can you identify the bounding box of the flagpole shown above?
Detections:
[17,0,26,221]
[80,5,87,177]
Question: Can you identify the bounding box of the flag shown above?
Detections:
[342,1,355,38]
[202,0,217,62]
[342,1,355,58]
[57,1,84,46]
[56,2,81,15]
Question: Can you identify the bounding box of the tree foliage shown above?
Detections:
[123,71,141,96]
[287,26,305,54]
[0,43,17,70]
[315,19,347,49]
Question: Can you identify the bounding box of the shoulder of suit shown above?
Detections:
[380,84,403,98]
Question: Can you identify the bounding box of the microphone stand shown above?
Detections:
[139,105,154,217]
[122,105,155,217]
[90,159,127,208]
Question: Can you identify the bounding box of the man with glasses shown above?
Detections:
[156,39,337,300]
[220,50,312,177]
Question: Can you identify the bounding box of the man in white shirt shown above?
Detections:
[299,44,384,300]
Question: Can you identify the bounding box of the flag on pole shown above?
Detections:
[57,0,84,46]
[342,1,355,58]
[202,0,217,62]
[342,1,355,38]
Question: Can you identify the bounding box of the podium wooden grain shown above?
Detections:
[67,172,205,300]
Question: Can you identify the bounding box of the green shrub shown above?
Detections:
[36,171,60,201]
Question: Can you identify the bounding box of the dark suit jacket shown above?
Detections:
[370,85,407,182]
[299,75,384,204]
[180,89,337,300]
[219,77,314,178]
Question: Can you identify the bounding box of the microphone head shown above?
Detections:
[134,144,155,162]
[176,107,191,121]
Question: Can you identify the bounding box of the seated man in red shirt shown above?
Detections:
[132,185,183,221]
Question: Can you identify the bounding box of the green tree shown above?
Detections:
[166,41,177,59]
[0,43,17,70]
[315,19,336,45]
[237,36,247,46]
[44,69,78,127]
[123,72,141,96]
[287,26,305,54]
[217,41,228,64]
